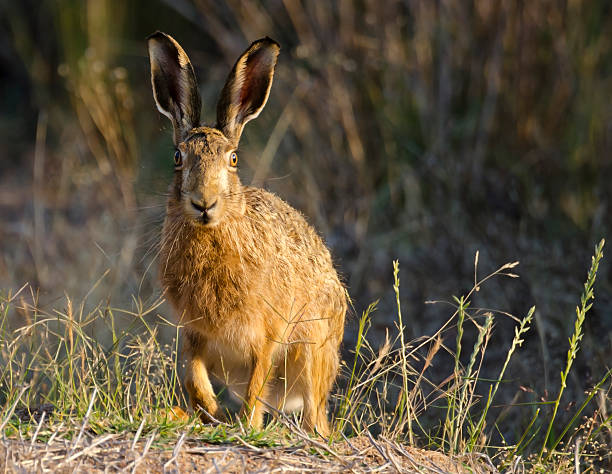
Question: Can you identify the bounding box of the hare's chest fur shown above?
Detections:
[160,221,260,326]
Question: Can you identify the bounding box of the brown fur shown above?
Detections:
[148,32,346,435]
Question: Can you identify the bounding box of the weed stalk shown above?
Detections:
[540,238,605,460]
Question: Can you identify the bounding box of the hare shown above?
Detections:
[147,32,347,436]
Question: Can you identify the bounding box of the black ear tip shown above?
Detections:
[265,37,281,49]
[146,31,177,46]
[147,32,182,61]
[253,37,281,51]
[147,31,164,41]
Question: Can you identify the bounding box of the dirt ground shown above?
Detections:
[1,434,498,473]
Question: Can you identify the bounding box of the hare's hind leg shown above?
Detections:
[311,339,339,438]
[293,345,317,433]
[314,389,331,437]
[184,330,222,423]
[291,342,332,437]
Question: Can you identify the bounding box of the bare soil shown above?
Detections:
[1,434,495,473]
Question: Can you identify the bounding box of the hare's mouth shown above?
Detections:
[186,198,219,226]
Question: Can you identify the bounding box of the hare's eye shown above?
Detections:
[174,150,182,167]
[229,151,238,167]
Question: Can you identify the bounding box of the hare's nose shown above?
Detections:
[191,199,217,213]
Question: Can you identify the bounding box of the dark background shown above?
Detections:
[1,0,611,445]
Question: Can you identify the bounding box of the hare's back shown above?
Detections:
[245,188,333,264]
[243,187,345,306]
[244,187,347,344]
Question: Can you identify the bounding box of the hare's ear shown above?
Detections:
[147,31,201,144]
[216,38,280,144]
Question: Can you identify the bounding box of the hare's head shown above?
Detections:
[147,32,279,227]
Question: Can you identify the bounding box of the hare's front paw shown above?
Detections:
[238,404,264,431]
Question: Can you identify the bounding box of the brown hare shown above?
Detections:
[147,32,347,436]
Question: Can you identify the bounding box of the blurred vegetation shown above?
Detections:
[0,0,611,456]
